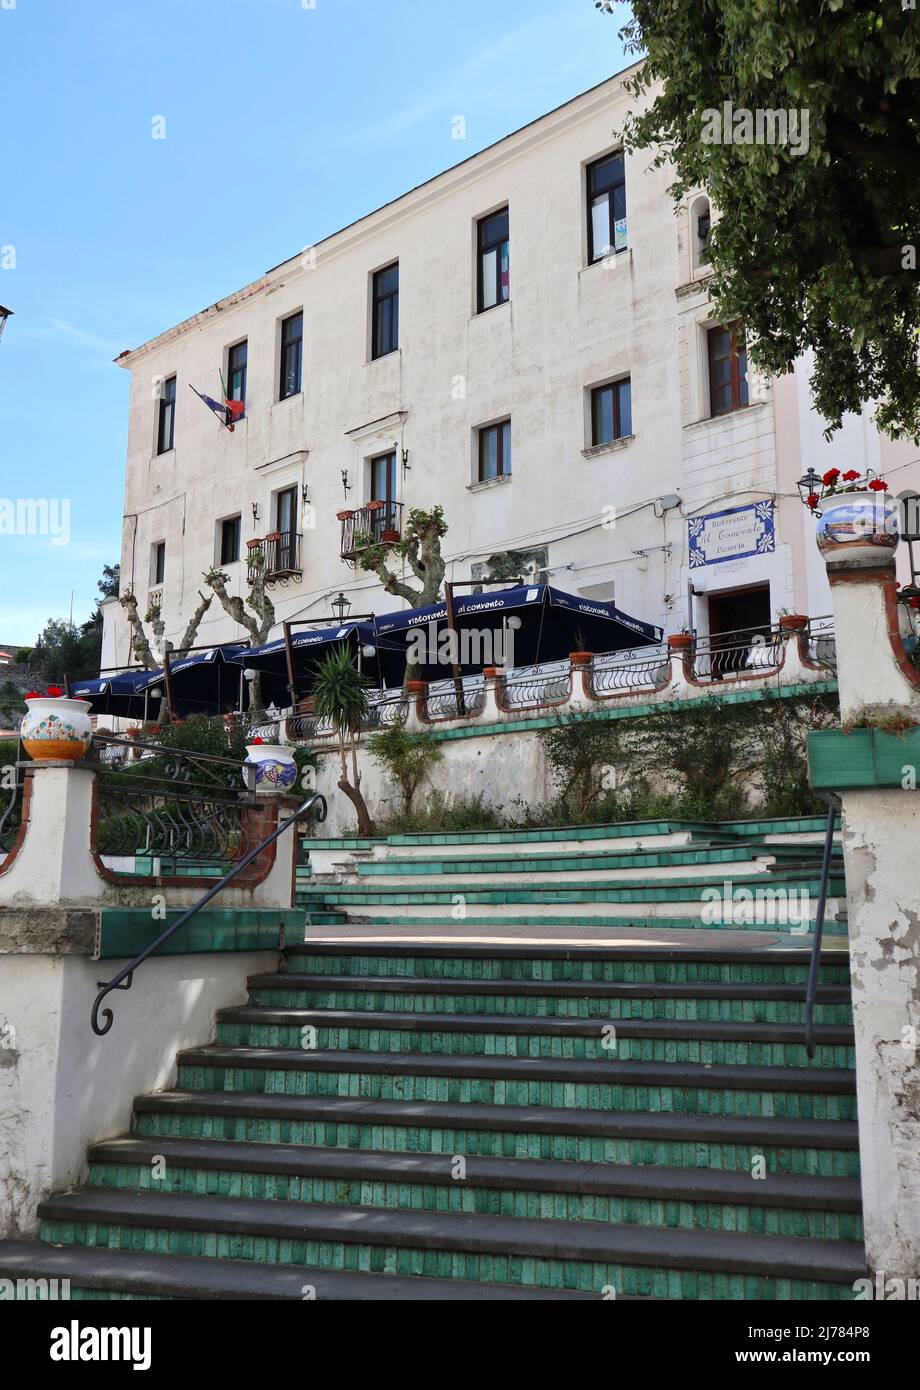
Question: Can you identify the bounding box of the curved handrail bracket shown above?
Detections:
[90,791,327,1036]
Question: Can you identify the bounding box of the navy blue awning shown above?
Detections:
[228,622,383,703]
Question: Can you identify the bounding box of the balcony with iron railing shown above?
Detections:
[247,532,303,585]
[339,501,404,563]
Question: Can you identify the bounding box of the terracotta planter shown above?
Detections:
[778,614,808,633]
[21,697,93,762]
[380,529,399,543]
[482,666,503,679]
[243,742,297,796]
[265,530,282,542]
[336,510,354,522]
[569,652,592,667]
[366,500,385,512]
[404,679,427,693]
[667,634,693,651]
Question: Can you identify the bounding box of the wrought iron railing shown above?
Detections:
[804,795,842,1060]
[92,734,259,877]
[501,665,571,710]
[247,533,303,584]
[91,790,328,1036]
[590,646,671,696]
[425,682,486,721]
[340,502,404,562]
[690,625,784,681]
[804,616,837,672]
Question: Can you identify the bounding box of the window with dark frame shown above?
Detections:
[478,420,511,482]
[279,312,303,399]
[372,263,399,359]
[586,152,626,263]
[219,515,241,565]
[591,378,632,447]
[697,208,712,265]
[227,341,247,422]
[275,486,298,574]
[152,541,166,586]
[369,450,397,540]
[477,207,509,312]
[156,376,176,454]
[708,324,749,416]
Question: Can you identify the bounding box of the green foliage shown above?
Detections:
[104,715,251,793]
[376,792,505,837]
[616,1,920,439]
[0,740,18,768]
[311,645,372,734]
[27,561,121,682]
[367,726,443,815]
[13,648,33,665]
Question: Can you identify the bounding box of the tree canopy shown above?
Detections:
[605,0,920,439]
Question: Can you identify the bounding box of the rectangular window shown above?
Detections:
[369,450,397,541]
[156,376,176,454]
[274,486,298,574]
[227,341,247,421]
[591,378,632,446]
[279,312,303,399]
[152,541,166,586]
[477,208,509,312]
[478,420,511,482]
[219,515,241,565]
[708,324,749,416]
[587,152,626,263]
[372,263,399,358]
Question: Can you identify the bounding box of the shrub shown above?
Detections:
[367,726,443,815]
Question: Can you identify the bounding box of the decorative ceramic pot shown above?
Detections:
[778,614,808,633]
[243,742,297,796]
[21,697,93,761]
[569,652,592,667]
[667,634,693,651]
[816,492,899,557]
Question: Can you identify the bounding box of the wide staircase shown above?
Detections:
[0,816,867,1300]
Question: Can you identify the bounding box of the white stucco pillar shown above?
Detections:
[808,542,920,1284]
[0,765,102,907]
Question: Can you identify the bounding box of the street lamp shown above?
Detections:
[332,592,352,624]
[0,306,13,344]
[796,467,826,509]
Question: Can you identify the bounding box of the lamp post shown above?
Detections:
[796,467,826,511]
[332,592,352,625]
[0,306,13,344]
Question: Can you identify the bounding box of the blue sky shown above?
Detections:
[0,0,629,647]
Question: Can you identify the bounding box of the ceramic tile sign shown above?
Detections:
[688,501,775,568]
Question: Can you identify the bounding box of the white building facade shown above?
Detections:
[103,66,920,681]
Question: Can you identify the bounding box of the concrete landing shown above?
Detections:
[303,923,849,952]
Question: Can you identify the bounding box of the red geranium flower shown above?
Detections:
[24,690,40,700]
[250,737,264,745]
[842,469,861,482]
[868,479,889,492]
[806,493,820,510]
[46,685,63,697]
[822,468,840,485]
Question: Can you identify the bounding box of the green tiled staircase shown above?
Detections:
[0,942,863,1300]
[0,817,866,1300]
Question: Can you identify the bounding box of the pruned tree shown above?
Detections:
[203,552,276,715]
[600,0,920,439]
[356,505,448,683]
[119,589,212,670]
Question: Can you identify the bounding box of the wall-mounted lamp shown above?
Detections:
[0,306,13,344]
[251,502,261,525]
[332,592,352,624]
[399,444,410,475]
[341,469,351,499]
[301,482,310,506]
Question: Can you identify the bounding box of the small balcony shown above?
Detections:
[339,500,404,563]
[247,532,303,585]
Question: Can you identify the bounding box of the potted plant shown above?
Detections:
[778,612,808,633]
[336,509,355,522]
[242,735,297,796]
[808,469,899,554]
[569,629,592,668]
[21,686,93,762]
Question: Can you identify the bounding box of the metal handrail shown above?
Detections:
[804,794,842,1060]
[90,790,328,1035]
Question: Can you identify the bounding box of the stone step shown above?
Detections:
[175,1045,858,1119]
[248,972,852,1024]
[0,1240,588,1300]
[36,1189,867,1299]
[85,1136,863,1240]
[282,943,853,985]
[133,1090,861,1175]
[214,1006,854,1068]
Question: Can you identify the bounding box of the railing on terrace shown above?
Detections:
[425,680,486,721]
[500,664,571,711]
[91,733,260,878]
[804,615,837,672]
[247,532,303,585]
[590,646,671,697]
[340,502,404,563]
[285,691,408,741]
[690,624,784,681]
